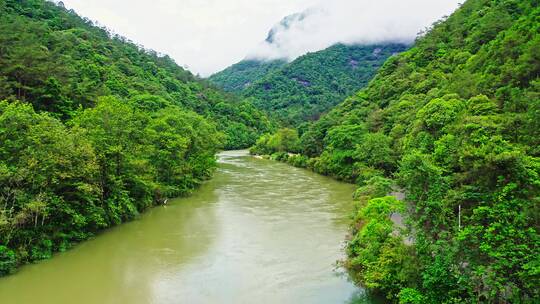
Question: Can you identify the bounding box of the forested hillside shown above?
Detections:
[1,0,539,301]
[0,0,272,149]
[213,43,408,126]
[208,59,286,92]
[0,0,270,275]
[251,0,540,302]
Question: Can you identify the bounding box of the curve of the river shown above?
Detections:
[0,150,379,304]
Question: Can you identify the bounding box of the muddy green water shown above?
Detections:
[0,150,377,304]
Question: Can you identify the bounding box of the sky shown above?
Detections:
[59,0,461,76]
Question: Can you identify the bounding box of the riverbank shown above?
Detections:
[251,150,414,299]
[250,151,335,178]
[0,151,378,304]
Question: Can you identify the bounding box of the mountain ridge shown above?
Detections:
[211,42,408,125]
[251,0,540,302]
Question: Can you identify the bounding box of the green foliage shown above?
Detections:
[416,96,465,135]
[347,197,418,301]
[215,44,408,125]
[0,0,271,148]
[0,100,101,272]
[291,0,540,302]
[208,59,287,92]
[0,246,17,275]
[353,176,393,202]
[398,288,426,304]
[0,97,222,275]
[250,128,300,155]
[0,0,248,275]
[286,154,309,168]
[354,133,396,174]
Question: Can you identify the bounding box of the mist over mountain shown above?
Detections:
[0,1,538,303]
[246,0,460,61]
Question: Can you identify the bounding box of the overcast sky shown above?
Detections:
[59,0,461,76]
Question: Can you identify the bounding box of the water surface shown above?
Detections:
[0,150,374,304]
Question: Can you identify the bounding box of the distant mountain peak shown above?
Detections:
[265,12,310,44]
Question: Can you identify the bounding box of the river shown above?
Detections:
[0,150,378,304]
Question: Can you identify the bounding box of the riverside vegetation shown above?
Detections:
[0,0,272,275]
[249,0,540,302]
[0,0,538,303]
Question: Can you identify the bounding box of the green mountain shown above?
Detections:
[245,44,408,125]
[254,0,540,302]
[207,12,307,93]
[0,0,271,149]
[212,43,408,126]
[0,0,270,275]
[208,59,287,92]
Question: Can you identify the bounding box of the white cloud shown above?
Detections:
[59,0,460,76]
[248,0,461,61]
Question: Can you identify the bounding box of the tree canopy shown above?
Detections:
[208,59,287,93]
[0,0,272,149]
[211,43,408,126]
[252,0,540,302]
[0,0,272,275]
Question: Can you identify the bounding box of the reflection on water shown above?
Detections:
[0,150,377,304]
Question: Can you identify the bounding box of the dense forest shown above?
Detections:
[0,0,538,302]
[251,0,540,302]
[0,0,272,149]
[0,0,272,275]
[212,43,408,125]
[208,59,287,93]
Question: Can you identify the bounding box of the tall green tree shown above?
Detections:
[275,0,540,302]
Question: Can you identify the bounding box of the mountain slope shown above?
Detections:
[286,0,539,302]
[210,10,409,126]
[208,59,286,92]
[243,43,407,125]
[0,0,271,149]
[0,0,269,275]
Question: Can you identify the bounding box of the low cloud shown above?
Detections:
[247,0,461,61]
[59,0,460,75]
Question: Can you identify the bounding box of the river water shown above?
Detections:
[0,150,377,304]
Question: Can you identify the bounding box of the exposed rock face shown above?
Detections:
[293,78,311,87]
